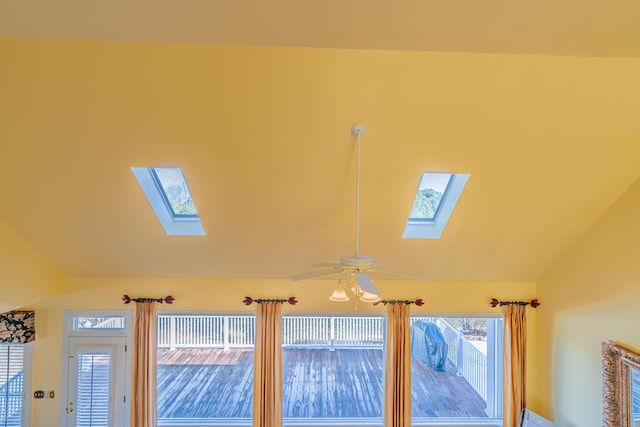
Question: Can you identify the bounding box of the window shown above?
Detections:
[281,315,384,421]
[403,172,469,239]
[0,345,26,427]
[156,314,386,425]
[156,314,255,422]
[151,168,199,217]
[73,315,126,331]
[157,313,503,427]
[411,316,503,424]
[131,167,205,236]
[633,369,640,423]
[408,173,453,220]
[76,352,112,426]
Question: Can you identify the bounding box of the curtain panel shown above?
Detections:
[130,302,157,427]
[0,311,35,343]
[253,302,283,427]
[385,303,411,427]
[503,304,527,427]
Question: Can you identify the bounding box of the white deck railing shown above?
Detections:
[157,314,487,401]
[432,318,487,401]
[157,315,384,349]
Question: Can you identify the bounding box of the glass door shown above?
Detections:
[65,337,126,427]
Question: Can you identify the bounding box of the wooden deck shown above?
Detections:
[157,347,487,420]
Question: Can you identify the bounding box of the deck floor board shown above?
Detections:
[157,347,487,419]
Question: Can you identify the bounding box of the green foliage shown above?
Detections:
[173,203,198,215]
[409,188,443,219]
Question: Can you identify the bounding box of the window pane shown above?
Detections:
[0,345,24,427]
[76,353,111,427]
[282,315,384,420]
[409,173,453,220]
[152,168,199,217]
[156,315,255,421]
[411,317,503,420]
[632,368,640,423]
[73,316,126,331]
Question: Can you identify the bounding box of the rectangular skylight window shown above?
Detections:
[151,167,199,217]
[403,172,469,239]
[132,167,205,236]
[409,173,453,220]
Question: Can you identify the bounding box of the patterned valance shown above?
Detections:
[0,311,35,344]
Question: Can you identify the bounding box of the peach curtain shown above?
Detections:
[503,304,527,427]
[385,303,411,427]
[253,302,283,427]
[130,302,157,427]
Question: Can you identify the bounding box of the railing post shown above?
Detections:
[457,328,464,376]
[169,316,177,350]
[223,316,230,350]
[330,317,335,351]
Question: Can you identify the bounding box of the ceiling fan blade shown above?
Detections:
[292,268,346,281]
[354,273,379,295]
[369,269,427,281]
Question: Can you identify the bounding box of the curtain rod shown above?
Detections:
[243,297,298,305]
[122,295,175,304]
[490,298,539,308]
[374,298,424,306]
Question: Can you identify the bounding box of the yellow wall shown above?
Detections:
[0,217,63,312]
[4,38,637,426]
[537,178,640,426]
[28,277,536,426]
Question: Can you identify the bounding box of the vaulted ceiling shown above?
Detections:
[1,2,640,284]
[2,0,640,57]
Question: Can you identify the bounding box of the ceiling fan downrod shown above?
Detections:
[351,123,365,258]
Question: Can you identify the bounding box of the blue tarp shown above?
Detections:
[410,320,448,371]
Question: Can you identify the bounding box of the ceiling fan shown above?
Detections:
[292,123,426,302]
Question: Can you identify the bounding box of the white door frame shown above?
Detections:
[60,311,131,427]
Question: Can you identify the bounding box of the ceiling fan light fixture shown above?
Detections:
[359,291,381,303]
[329,287,350,302]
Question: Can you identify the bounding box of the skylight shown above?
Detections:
[151,168,198,217]
[408,173,453,220]
[132,167,205,236]
[403,172,469,239]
